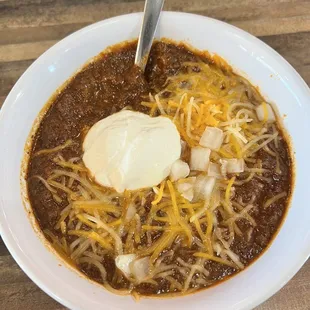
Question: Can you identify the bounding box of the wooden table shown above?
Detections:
[0,1,309,309]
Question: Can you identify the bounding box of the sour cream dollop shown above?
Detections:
[82,110,181,193]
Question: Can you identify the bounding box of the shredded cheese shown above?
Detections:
[32,53,290,297]
[151,181,166,205]
[34,139,73,156]
[264,192,287,208]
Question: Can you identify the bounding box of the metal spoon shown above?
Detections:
[134,0,165,71]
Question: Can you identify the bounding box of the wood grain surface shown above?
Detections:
[0,1,309,309]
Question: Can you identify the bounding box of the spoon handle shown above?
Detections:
[135,0,165,71]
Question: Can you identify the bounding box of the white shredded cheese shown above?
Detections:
[225,126,248,144]
[125,203,136,221]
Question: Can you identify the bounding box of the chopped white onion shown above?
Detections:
[115,254,136,278]
[256,103,275,122]
[220,158,245,174]
[177,177,196,202]
[181,188,194,201]
[207,162,223,179]
[170,159,190,181]
[130,257,151,282]
[199,126,224,150]
[220,159,228,178]
[194,175,216,200]
[178,182,192,192]
[190,147,211,171]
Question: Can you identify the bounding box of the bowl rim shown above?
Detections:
[0,11,309,310]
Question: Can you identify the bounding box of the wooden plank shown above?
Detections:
[0,239,65,309]
[0,96,6,108]
[0,23,89,45]
[0,0,309,37]
[0,1,145,30]
[0,238,9,256]
[257,260,310,310]
[261,31,310,68]
[0,59,34,96]
[233,16,310,37]
[0,255,30,285]
[0,282,64,310]
[0,40,56,62]
[260,31,310,85]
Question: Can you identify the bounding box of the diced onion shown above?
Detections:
[199,126,224,150]
[220,159,228,178]
[177,178,196,202]
[220,158,245,174]
[182,188,194,201]
[130,257,151,282]
[178,182,193,192]
[256,102,275,122]
[170,159,190,181]
[115,254,136,278]
[190,147,211,171]
[194,175,216,200]
[207,162,223,179]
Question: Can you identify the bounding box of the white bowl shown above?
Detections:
[0,12,309,310]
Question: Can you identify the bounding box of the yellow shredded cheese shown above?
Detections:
[31,52,290,297]
[225,176,236,207]
[194,252,235,267]
[264,192,287,208]
[152,181,166,205]
[68,230,113,250]
[262,101,269,123]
